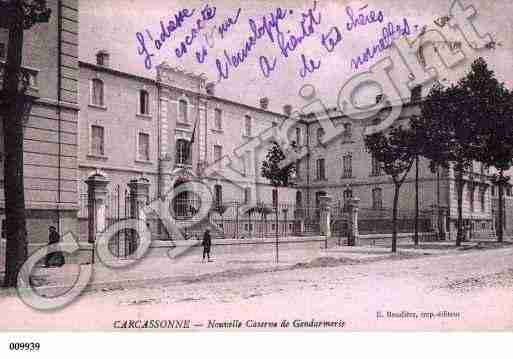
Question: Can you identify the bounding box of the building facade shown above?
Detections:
[0,3,503,245]
[292,99,496,238]
[77,55,299,239]
[0,0,79,245]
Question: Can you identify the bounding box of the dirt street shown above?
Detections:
[2,244,513,330]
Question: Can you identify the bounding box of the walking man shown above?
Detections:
[202,229,212,262]
[45,226,65,267]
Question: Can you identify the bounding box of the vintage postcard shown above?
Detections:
[1,0,513,343]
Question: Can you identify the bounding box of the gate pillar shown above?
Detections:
[128,177,151,252]
[128,177,150,220]
[348,197,360,246]
[85,173,110,244]
[319,195,332,237]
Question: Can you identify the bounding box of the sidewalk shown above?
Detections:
[5,239,509,298]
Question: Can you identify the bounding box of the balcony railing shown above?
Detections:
[0,60,39,99]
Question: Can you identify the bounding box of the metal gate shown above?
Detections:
[105,184,135,259]
[331,203,350,242]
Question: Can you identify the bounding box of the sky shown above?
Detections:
[79,0,513,113]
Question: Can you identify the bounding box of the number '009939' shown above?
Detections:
[9,342,41,351]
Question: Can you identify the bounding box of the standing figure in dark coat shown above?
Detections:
[45,226,65,267]
[202,229,212,262]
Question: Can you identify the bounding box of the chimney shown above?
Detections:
[96,50,110,67]
[283,104,292,116]
[259,97,269,110]
[206,82,215,95]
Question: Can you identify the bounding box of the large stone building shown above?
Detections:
[0,0,79,245]
[77,54,298,239]
[0,0,503,247]
[77,48,498,241]
[293,101,496,238]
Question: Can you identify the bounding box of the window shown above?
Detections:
[244,115,252,136]
[343,123,352,141]
[316,158,326,180]
[272,189,278,208]
[176,139,191,165]
[214,108,222,130]
[468,184,474,212]
[213,145,222,163]
[295,159,300,179]
[317,127,325,146]
[138,133,150,161]
[372,188,383,209]
[91,125,105,156]
[342,154,352,178]
[244,187,251,204]
[179,99,188,123]
[480,188,486,212]
[371,155,382,176]
[343,189,353,211]
[0,43,5,60]
[214,184,223,206]
[315,191,327,209]
[91,79,104,106]
[139,90,149,115]
[492,186,496,197]
[295,127,301,146]
[243,151,251,177]
[295,191,302,207]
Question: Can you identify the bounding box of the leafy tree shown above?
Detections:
[418,58,513,246]
[261,141,296,190]
[365,125,416,253]
[410,115,425,246]
[466,59,513,242]
[416,79,480,247]
[261,141,295,262]
[0,0,51,287]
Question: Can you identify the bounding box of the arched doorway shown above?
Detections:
[172,178,201,219]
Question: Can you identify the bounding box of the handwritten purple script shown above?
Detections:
[134,2,420,80]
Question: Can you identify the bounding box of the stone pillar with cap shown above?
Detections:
[438,207,447,240]
[319,195,332,238]
[128,177,150,220]
[85,173,110,244]
[128,177,151,252]
[348,197,360,246]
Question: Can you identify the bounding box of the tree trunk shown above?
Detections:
[414,154,419,246]
[392,183,400,253]
[497,170,504,243]
[275,186,279,263]
[455,163,464,247]
[2,5,28,288]
[437,166,443,239]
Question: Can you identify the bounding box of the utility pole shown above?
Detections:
[414,154,419,246]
